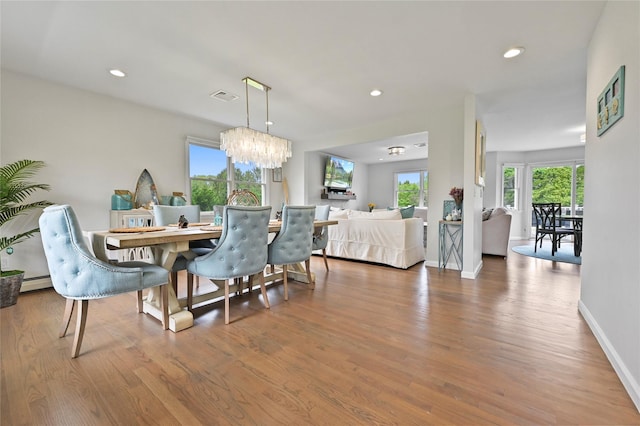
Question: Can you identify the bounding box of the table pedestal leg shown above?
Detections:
[141,244,194,332]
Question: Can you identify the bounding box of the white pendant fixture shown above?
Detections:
[220,77,292,169]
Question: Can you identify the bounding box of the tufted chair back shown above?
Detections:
[267,205,316,301]
[312,205,331,270]
[185,206,272,324]
[153,204,201,226]
[39,205,169,357]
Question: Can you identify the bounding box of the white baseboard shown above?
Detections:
[20,276,52,292]
[578,300,640,413]
[461,260,483,279]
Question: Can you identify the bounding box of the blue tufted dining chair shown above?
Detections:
[267,205,316,301]
[312,205,331,271]
[39,205,169,358]
[185,206,272,324]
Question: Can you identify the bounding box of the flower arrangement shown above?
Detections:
[367,202,376,212]
[449,187,464,206]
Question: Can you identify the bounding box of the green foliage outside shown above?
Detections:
[503,167,516,207]
[190,166,262,211]
[531,166,584,207]
[398,180,428,207]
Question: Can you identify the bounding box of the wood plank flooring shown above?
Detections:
[2,245,639,425]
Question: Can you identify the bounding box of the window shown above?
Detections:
[502,165,522,210]
[187,138,265,212]
[529,162,584,233]
[395,170,428,207]
[531,163,584,216]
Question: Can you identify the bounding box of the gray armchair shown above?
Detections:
[185,206,272,324]
[481,207,513,257]
[39,205,169,358]
[267,205,316,301]
[312,204,331,270]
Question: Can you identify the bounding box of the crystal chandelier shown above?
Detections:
[220,77,292,169]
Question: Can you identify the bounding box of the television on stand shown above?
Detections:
[323,155,354,192]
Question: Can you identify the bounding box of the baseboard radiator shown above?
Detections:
[21,276,52,292]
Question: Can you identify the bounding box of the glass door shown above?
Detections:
[530,164,584,237]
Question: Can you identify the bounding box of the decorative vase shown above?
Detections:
[1,272,24,308]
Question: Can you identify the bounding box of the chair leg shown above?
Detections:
[322,249,329,271]
[71,300,89,359]
[59,298,75,338]
[283,264,289,301]
[305,258,314,290]
[224,279,230,325]
[186,273,194,311]
[137,290,144,313]
[258,272,270,309]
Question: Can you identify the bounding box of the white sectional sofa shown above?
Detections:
[321,208,425,269]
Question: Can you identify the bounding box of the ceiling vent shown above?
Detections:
[210,90,239,102]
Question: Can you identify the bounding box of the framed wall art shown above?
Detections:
[272,167,283,182]
[597,65,625,136]
[475,120,486,187]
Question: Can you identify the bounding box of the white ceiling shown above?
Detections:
[1,1,603,164]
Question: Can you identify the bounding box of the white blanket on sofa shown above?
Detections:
[324,217,425,269]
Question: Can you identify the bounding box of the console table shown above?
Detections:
[438,220,463,271]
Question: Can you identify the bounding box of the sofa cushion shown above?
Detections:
[329,209,349,220]
[348,209,402,220]
[482,208,493,221]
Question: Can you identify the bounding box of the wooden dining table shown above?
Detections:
[91,220,337,332]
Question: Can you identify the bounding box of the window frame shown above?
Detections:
[501,163,523,211]
[394,169,428,208]
[185,136,266,212]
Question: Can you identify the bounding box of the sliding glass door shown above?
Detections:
[530,163,584,235]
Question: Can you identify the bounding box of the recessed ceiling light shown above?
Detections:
[265,121,274,126]
[370,89,383,97]
[503,47,525,59]
[109,69,126,77]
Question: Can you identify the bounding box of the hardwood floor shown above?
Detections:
[2,247,639,425]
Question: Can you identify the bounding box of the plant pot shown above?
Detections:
[1,271,24,308]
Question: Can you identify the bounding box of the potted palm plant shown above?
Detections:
[0,160,52,308]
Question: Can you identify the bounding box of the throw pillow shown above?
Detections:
[400,205,414,219]
[482,208,493,221]
[387,205,415,219]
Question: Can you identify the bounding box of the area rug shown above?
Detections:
[511,242,581,265]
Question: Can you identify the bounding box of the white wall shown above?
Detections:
[1,71,225,279]
[580,0,639,411]
[367,158,428,209]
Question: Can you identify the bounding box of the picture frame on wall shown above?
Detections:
[475,120,486,187]
[272,167,283,182]
[597,65,625,136]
